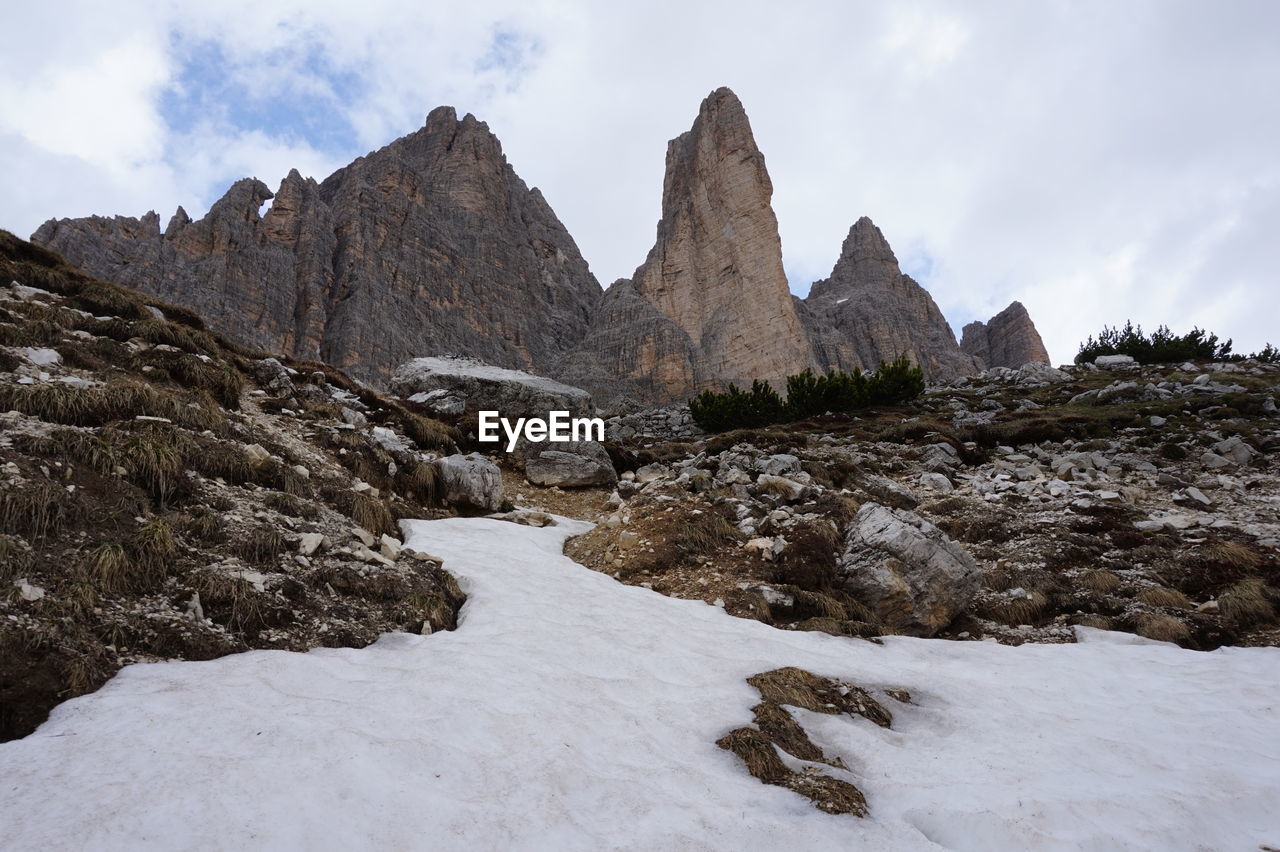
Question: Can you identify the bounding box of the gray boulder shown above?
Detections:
[435,453,504,512]
[1094,354,1137,369]
[525,441,617,488]
[391,356,594,418]
[838,503,980,636]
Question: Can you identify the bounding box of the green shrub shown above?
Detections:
[1075,321,1238,364]
[688,379,785,432]
[689,357,925,432]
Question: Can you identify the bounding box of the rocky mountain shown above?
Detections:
[961,300,1052,368]
[31,88,1049,405]
[565,88,816,401]
[33,107,602,386]
[802,217,981,382]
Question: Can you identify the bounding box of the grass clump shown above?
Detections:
[1135,613,1190,644]
[982,590,1049,627]
[236,528,285,566]
[1081,569,1122,594]
[1218,579,1275,628]
[672,508,742,556]
[1136,586,1191,609]
[772,522,840,591]
[0,479,78,541]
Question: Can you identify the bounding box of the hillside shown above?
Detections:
[0,232,470,740]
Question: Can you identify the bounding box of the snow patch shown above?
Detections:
[0,517,1277,849]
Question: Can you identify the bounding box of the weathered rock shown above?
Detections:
[563,88,816,403]
[392,356,593,418]
[960,301,1051,368]
[1095,354,1137,369]
[802,217,981,383]
[435,453,504,512]
[524,441,617,488]
[33,109,603,386]
[838,503,980,636]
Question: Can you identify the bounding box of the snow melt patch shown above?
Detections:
[1,516,1278,850]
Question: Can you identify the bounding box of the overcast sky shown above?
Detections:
[3,0,1277,363]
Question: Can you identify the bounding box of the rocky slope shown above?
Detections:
[802,217,982,382]
[0,232,489,741]
[33,108,602,386]
[566,356,1280,651]
[961,300,1052,368]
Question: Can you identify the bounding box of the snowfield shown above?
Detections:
[2,515,1278,850]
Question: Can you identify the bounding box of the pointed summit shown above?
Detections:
[803,217,980,381]
[960,301,1051,368]
[625,86,815,393]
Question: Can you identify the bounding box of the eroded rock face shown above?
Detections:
[566,88,816,402]
[802,218,981,383]
[838,502,980,636]
[33,108,603,386]
[960,301,1051,369]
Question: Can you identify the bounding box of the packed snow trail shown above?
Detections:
[2,516,1278,850]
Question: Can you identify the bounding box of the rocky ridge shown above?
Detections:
[32,88,1051,407]
[802,217,982,382]
[33,108,603,387]
[961,300,1051,368]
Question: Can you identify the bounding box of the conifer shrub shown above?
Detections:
[1075,320,1276,365]
[688,356,925,432]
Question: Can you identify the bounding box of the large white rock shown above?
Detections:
[1094,354,1137,369]
[838,503,980,636]
[391,356,594,418]
[435,453,504,512]
[524,442,617,488]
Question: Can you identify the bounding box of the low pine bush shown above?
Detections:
[689,356,925,432]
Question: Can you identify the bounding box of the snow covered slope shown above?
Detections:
[2,516,1278,850]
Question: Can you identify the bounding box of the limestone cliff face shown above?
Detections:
[33,107,602,385]
[802,217,981,382]
[960,301,1051,368]
[31,88,1042,405]
[567,88,816,400]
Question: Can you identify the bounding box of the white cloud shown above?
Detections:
[2,0,1278,363]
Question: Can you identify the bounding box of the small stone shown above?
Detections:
[244,443,271,466]
[918,472,954,493]
[298,533,324,556]
[1185,487,1213,507]
[379,534,402,561]
[15,579,45,601]
[352,527,376,548]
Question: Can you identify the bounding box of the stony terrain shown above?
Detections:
[0,233,482,741]
[33,88,1048,407]
[567,356,1280,651]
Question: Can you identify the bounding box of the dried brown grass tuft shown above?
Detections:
[1135,613,1190,644]
[1136,586,1191,609]
[1218,579,1275,628]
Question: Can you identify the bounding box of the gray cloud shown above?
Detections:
[3,0,1277,364]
